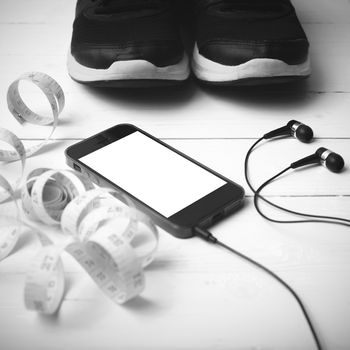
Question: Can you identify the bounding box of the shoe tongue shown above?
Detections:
[95,0,168,16]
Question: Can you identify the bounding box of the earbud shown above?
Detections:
[263,120,314,143]
[291,147,345,173]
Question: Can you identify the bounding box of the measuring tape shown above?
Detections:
[0,72,159,314]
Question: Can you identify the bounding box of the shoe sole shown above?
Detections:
[67,51,190,87]
[192,44,311,86]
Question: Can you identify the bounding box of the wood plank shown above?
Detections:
[168,138,350,197]
[2,195,350,274]
[1,1,350,350]
[1,139,349,196]
[0,272,317,350]
[1,196,350,349]
[293,0,350,24]
[0,0,74,24]
[1,84,350,139]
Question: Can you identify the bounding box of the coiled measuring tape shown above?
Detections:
[0,72,159,314]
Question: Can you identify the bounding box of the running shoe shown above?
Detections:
[68,0,190,86]
[192,0,311,85]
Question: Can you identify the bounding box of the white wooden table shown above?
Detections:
[1,1,350,349]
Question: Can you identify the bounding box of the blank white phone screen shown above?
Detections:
[80,131,226,218]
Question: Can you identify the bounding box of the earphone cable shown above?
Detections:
[253,167,350,227]
[194,227,322,350]
[244,136,264,193]
[245,138,350,225]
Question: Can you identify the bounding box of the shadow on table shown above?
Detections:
[81,77,198,109]
[123,296,160,312]
[198,78,316,109]
[80,75,317,113]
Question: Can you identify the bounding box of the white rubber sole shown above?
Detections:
[67,51,190,82]
[192,44,311,83]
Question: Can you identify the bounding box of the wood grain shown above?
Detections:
[1,0,350,349]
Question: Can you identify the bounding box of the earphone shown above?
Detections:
[263,119,314,143]
[194,120,348,350]
[245,120,349,227]
[291,147,345,173]
[195,120,348,350]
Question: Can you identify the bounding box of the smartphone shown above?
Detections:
[65,124,245,239]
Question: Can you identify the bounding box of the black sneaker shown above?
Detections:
[68,0,190,86]
[192,0,311,85]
